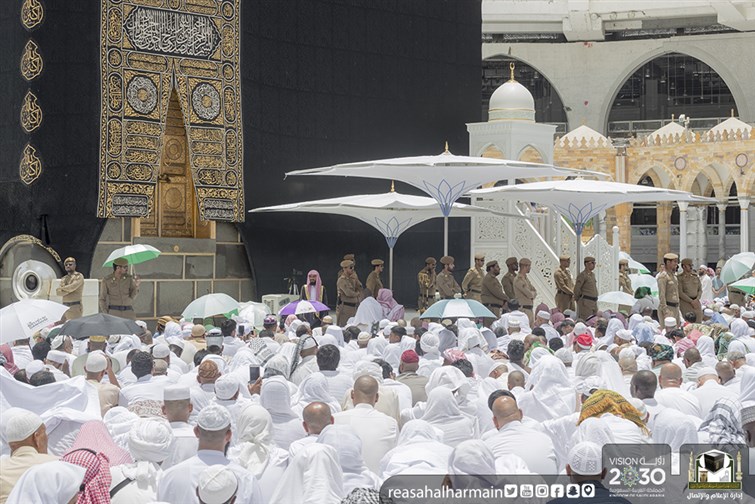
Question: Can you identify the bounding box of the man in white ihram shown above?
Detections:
[157,404,262,503]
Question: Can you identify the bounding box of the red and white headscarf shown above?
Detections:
[304,270,324,302]
[62,448,112,504]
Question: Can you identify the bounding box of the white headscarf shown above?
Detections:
[447,439,499,487]
[103,407,139,450]
[695,335,718,367]
[740,367,755,407]
[122,418,175,485]
[425,366,468,396]
[731,318,750,339]
[228,404,278,477]
[601,318,625,348]
[317,424,381,494]
[260,375,299,422]
[324,326,345,347]
[380,420,453,478]
[366,337,388,357]
[517,355,576,422]
[6,461,85,504]
[652,408,698,451]
[628,314,643,333]
[293,372,341,414]
[269,443,344,504]
[420,387,476,447]
[419,332,440,357]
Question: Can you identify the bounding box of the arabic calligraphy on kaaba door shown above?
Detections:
[123,7,221,60]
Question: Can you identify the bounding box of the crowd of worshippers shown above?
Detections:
[1,295,755,504]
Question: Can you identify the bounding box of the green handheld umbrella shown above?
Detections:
[720,252,755,285]
[102,244,161,267]
[728,277,755,295]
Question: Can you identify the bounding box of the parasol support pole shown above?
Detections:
[389,246,394,290]
[444,216,449,256]
[575,226,583,276]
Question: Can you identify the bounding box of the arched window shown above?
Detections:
[631,176,657,226]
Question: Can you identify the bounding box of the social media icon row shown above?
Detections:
[502,483,595,499]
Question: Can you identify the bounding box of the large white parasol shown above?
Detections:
[470,179,715,272]
[250,190,520,288]
[284,147,601,254]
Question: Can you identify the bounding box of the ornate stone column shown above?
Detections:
[739,196,750,253]
[614,203,633,252]
[678,201,689,259]
[657,202,672,266]
[717,202,727,259]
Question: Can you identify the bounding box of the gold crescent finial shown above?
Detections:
[444,141,449,153]
[509,62,515,81]
[390,180,395,192]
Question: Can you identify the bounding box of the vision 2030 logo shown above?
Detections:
[687,449,743,490]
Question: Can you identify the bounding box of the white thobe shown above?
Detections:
[109,464,160,504]
[334,403,398,473]
[157,450,262,504]
[119,375,165,406]
[161,421,198,469]
[10,346,32,370]
[289,355,318,386]
[486,420,558,474]
[655,387,703,418]
[288,434,318,459]
[320,370,353,404]
[382,379,413,414]
[691,380,739,418]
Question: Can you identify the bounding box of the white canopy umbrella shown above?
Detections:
[470,179,715,272]
[183,293,239,320]
[598,291,637,306]
[250,191,520,289]
[0,299,69,344]
[619,251,650,274]
[629,273,659,296]
[285,147,602,254]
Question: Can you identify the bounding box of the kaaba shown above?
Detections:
[0,0,481,318]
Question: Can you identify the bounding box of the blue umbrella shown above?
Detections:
[419,299,495,319]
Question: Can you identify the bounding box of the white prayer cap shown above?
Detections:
[207,327,222,336]
[3,408,43,442]
[564,309,577,319]
[663,317,677,327]
[575,376,602,397]
[166,336,185,349]
[300,335,317,350]
[508,318,521,327]
[420,332,439,353]
[46,350,67,364]
[25,360,44,377]
[703,309,714,317]
[164,385,191,401]
[573,322,588,334]
[618,348,635,361]
[406,326,415,336]
[352,360,383,382]
[50,335,67,350]
[135,320,148,330]
[730,304,740,311]
[201,354,227,372]
[152,343,170,359]
[696,367,717,378]
[383,323,397,337]
[554,348,573,364]
[357,331,371,343]
[379,319,390,330]
[743,311,755,319]
[616,329,633,341]
[128,418,174,463]
[214,375,240,400]
[536,310,550,321]
[197,465,238,504]
[567,441,603,475]
[197,404,232,431]
[205,335,224,348]
[85,351,108,373]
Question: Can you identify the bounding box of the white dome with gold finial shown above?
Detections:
[488,63,535,122]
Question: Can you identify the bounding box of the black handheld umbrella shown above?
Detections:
[58,313,142,340]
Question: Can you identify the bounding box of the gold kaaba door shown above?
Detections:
[139,90,211,239]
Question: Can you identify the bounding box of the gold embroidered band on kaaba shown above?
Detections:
[98,0,243,221]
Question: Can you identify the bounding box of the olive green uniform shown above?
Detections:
[677,271,703,322]
[417,269,436,313]
[366,270,383,299]
[461,266,484,302]
[618,270,633,314]
[337,275,361,326]
[553,267,575,313]
[99,273,139,319]
[728,287,746,306]
[657,271,680,322]
[57,271,85,320]
[513,273,537,325]
[437,270,461,299]
[574,270,598,319]
[501,272,517,300]
[481,272,507,318]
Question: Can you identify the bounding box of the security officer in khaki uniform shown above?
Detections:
[513,258,537,325]
[461,253,485,302]
[657,253,681,323]
[417,257,437,313]
[56,257,85,320]
[365,259,384,298]
[336,259,361,326]
[481,260,508,320]
[99,257,140,319]
[501,257,518,301]
[678,257,703,322]
[618,258,634,314]
[436,256,461,299]
[553,255,575,313]
[573,256,599,320]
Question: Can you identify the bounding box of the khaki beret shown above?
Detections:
[618,259,629,266]
[371,259,384,266]
[343,254,355,261]
[474,253,485,260]
[519,258,531,266]
[663,253,678,261]
[425,257,437,265]
[681,258,693,266]
[584,256,596,263]
[89,335,107,343]
[113,257,128,266]
[64,257,76,264]
[340,259,354,268]
[559,255,570,262]
[505,257,518,266]
[486,260,498,269]
[440,256,454,265]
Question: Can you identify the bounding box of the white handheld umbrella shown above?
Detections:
[629,273,659,296]
[728,277,755,295]
[720,252,755,285]
[470,179,714,273]
[182,293,239,320]
[103,244,161,267]
[238,302,270,328]
[0,299,69,344]
[250,191,520,289]
[598,291,637,306]
[285,147,602,254]
[619,251,650,274]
